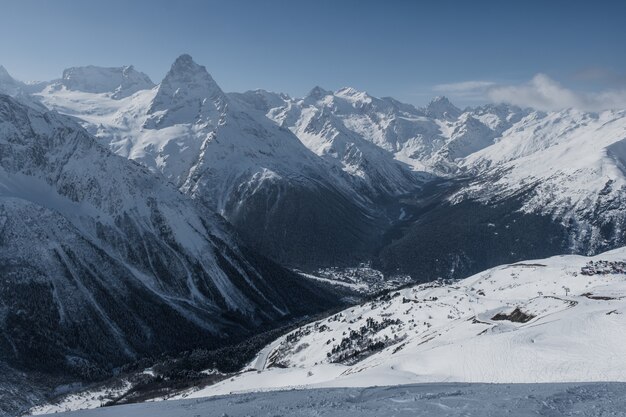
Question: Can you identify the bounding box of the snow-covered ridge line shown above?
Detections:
[31,55,398,267]
[9,55,626,267]
[60,65,155,99]
[174,247,626,398]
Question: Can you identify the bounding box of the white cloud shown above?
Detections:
[487,74,626,112]
[430,75,626,111]
[433,80,495,95]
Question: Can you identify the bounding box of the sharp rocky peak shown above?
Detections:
[306,86,331,100]
[146,54,227,128]
[0,66,27,96]
[162,54,223,96]
[0,65,12,80]
[426,96,462,120]
[0,66,22,86]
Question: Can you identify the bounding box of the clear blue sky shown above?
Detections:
[2,0,625,107]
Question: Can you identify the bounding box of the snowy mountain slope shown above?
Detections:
[424,95,462,120]
[0,66,49,111]
[0,93,341,395]
[144,54,223,129]
[234,88,428,198]
[35,55,387,268]
[249,88,529,176]
[25,56,626,277]
[173,247,626,397]
[371,106,626,280]
[373,186,571,281]
[456,108,626,253]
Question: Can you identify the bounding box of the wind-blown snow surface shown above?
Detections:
[170,248,626,398]
[37,383,626,417]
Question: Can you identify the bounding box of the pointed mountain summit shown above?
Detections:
[60,65,154,98]
[0,65,25,96]
[426,96,462,120]
[146,54,225,128]
[0,65,12,81]
[305,86,331,101]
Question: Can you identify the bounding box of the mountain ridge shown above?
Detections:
[7,54,626,277]
[0,93,342,416]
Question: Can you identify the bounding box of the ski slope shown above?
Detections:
[38,382,626,417]
[175,248,626,398]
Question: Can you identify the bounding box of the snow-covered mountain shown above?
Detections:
[5,54,626,416]
[0,66,25,96]
[26,247,626,414]
[0,93,341,413]
[35,55,387,268]
[248,88,529,176]
[233,87,428,198]
[0,66,48,111]
[457,108,626,251]
[425,95,462,120]
[378,106,626,279]
[9,55,626,279]
[173,248,626,397]
[58,65,155,99]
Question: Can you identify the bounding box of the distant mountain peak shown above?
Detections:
[306,86,331,100]
[166,54,218,86]
[171,53,195,68]
[427,96,455,108]
[146,55,226,128]
[426,96,461,120]
[335,86,361,96]
[167,54,203,80]
[0,65,19,84]
[60,64,154,98]
[0,65,26,96]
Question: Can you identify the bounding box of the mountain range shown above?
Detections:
[0,92,339,416]
[8,55,622,279]
[2,54,626,415]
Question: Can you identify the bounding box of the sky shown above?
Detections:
[1,0,626,109]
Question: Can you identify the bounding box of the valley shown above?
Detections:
[1,48,626,416]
